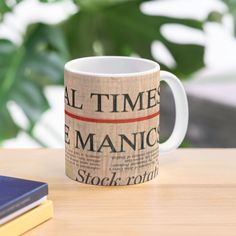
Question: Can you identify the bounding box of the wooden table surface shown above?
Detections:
[0,149,236,236]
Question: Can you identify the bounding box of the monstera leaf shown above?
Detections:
[0,0,206,145]
[63,0,204,78]
[0,24,68,143]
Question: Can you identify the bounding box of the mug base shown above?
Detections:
[65,166,159,186]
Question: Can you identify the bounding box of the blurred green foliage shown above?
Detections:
[223,0,236,35]
[0,0,206,145]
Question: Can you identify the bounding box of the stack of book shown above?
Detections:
[0,175,53,235]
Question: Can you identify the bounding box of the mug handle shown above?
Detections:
[159,71,189,154]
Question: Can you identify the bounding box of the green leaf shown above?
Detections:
[0,40,18,89]
[0,0,22,19]
[164,42,204,78]
[0,0,207,145]
[11,81,50,124]
[62,0,204,78]
[207,11,223,23]
[75,0,133,10]
[0,24,68,141]
[0,1,12,17]
[0,104,19,142]
[221,0,236,35]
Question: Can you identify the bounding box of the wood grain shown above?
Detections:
[0,149,236,236]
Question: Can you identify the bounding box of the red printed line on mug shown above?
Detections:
[65,109,160,124]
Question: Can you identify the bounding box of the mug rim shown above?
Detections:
[64,56,160,77]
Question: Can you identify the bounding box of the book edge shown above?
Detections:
[0,200,53,236]
[0,196,47,225]
[0,180,48,219]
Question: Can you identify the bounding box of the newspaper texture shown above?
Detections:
[64,70,160,186]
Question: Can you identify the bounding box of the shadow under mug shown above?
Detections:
[64,56,188,186]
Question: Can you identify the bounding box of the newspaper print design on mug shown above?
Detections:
[64,66,160,186]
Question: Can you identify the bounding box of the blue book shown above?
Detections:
[0,176,48,221]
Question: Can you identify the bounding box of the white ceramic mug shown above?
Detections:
[64,56,188,186]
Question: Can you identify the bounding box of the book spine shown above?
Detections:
[0,184,48,219]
